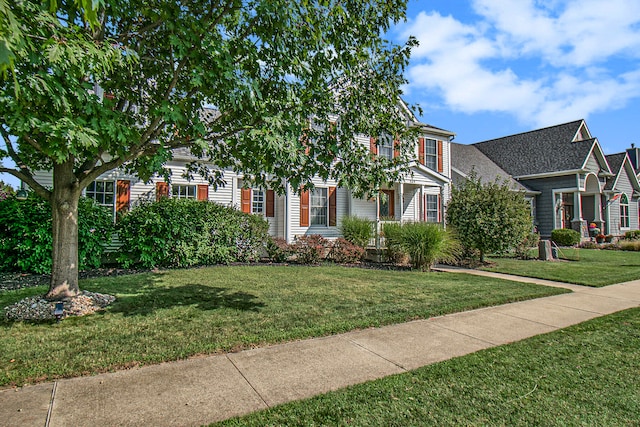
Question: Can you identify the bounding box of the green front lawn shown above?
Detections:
[485,248,640,286]
[216,308,640,426]
[0,265,568,387]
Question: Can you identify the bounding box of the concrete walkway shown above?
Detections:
[2,270,640,427]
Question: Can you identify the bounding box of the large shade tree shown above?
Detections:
[1,0,417,299]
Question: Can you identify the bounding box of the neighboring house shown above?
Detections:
[603,151,640,236]
[463,120,622,238]
[31,104,455,244]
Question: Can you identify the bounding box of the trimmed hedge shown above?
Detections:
[0,193,113,273]
[116,198,269,268]
[551,228,581,246]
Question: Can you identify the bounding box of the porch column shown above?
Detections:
[571,191,587,238]
[398,183,404,222]
[419,186,424,222]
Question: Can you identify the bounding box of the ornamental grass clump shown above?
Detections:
[340,216,374,248]
[383,222,459,271]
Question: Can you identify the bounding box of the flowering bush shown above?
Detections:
[292,234,328,264]
[265,237,292,263]
[328,238,365,263]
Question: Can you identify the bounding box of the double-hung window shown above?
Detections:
[310,188,328,226]
[172,184,196,199]
[86,181,115,208]
[620,194,630,228]
[425,194,438,222]
[424,139,437,170]
[378,135,394,160]
[252,189,265,215]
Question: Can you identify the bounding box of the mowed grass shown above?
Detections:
[0,265,567,387]
[215,308,640,426]
[485,248,640,286]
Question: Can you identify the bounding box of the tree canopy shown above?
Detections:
[446,173,533,262]
[0,0,417,298]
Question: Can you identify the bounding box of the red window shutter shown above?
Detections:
[156,182,169,201]
[437,140,444,173]
[328,186,337,226]
[241,188,252,213]
[393,139,400,158]
[116,180,130,213]
[418,137,425,165]
[300,189,310,227]
[197,184,209,201]
[266,189,275,218]
[370,137,378,155]
[388,190,395,218]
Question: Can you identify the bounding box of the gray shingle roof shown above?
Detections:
[450,143,531,192]
[472,120,595,177]
[605,153,628,191]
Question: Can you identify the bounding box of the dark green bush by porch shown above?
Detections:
[0,193,113,273]
[116,198,269,268]
[624,230,640,240]
[551,228,581,246]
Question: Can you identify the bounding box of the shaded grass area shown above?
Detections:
[0,265,568,387]
[484,248,640,286]
[216,308,640,426]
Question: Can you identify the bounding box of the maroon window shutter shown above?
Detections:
[370,137,378,155]
[156,182,169,201]
[116,180,130,213]
[328,186,337,226]
[418,137,425,165]
[266,189,275,218]
[300,189,310,227]
[393,139,400,158]
[437,140,444,173]
[197,184,209,201]
[241,188,252,213]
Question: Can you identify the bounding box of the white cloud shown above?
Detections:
[398,1,640,130]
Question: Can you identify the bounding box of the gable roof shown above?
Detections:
[605,152,640,192]
[472,120,611,178]
[450,143,533,193]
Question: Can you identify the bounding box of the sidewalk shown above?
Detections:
[2,270,640,427]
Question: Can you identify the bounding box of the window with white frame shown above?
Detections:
[425,194,438,222]
[86,180,115,208]
[424,138,437,170]
[252,189,265,214]
[620,194,630,228]
[172,184,196,199]
[378,134,394,160]
[310,188,328,226]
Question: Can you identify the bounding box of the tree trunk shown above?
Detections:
[45,161,82,300]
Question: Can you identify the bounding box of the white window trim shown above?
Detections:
[85,180,117,219]
[424,138,437,171]
[620,193,630,229]
[310,187,328,227]
[172,184,197,199]
[252,188,265,215]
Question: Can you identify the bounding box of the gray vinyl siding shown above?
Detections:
[521,175,578,237]
[584,153,601,173]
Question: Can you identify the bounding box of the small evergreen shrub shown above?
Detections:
[624,230,640,240]
[551,228,581,246]
[116,198,269,268]
[292,234,328,264]
[340,216,374,248]
[0,193,113,273]
[328,238,365,263]
[265,237,291,263]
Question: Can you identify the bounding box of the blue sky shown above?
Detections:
[393,0,640,154]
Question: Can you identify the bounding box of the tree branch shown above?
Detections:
[0,167,51,201]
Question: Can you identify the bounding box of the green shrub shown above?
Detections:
[383,222,459,271]
[382,222,408,264]
[551,228,581,246]
[515,232,540,259]
[0,192,113,273]
[292,235,328,264]
[116,198,269,268]
[265,237,291,263]
[328,238,365,263]
[340,216,374,248]
[624,230,640,240]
